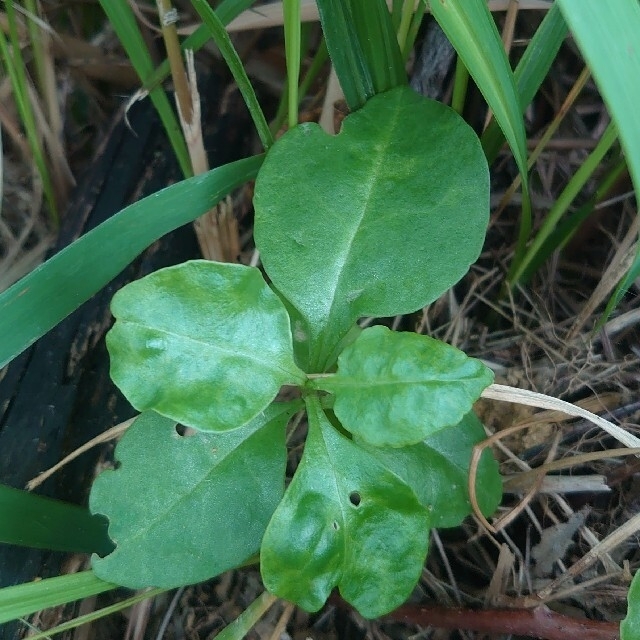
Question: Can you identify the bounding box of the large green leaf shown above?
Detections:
[261,396,430,619]
[360,412,502,528]
[312,325,494,447]
[0,571,115,625]
[622,570,640,640]
[107,261,305,432]
[90,405,296,588]
[0,484,113,556]
[254,86,489,371]
[0,155,263,370]
[556,0,640,321]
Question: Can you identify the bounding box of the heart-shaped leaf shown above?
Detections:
[312,325,494,447]
[90,404,297,588]
[260,395,430,619]
[359,412,502,528]
[254,85,489,370]
[107,261,305,432]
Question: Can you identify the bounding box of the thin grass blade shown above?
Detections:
[0,571,115,625]
[316,0,375,109]
[482,3,568,163]
[0,484,113,555]
[190,0,273,149]
[510,121,618,286]
[428,0,531,256]
[144,0,258,93]
[349,0,405,94]
[556,0,640,321]
[0,1,58,223]
[0,155,263,369]
[21,588,167,639]
[98,0,192,177]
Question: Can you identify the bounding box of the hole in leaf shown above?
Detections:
[349,491,361,507]
[175,424,196,437]
[332,521,339,531]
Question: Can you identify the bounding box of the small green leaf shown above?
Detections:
[90,405,297,588]
[622,570,640,639]
[254,85,489,370]
[312,326,494,447]
[359,412,502,528]
[107,261,305,432]
[261,396,430,619]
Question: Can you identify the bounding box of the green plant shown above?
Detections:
[1,0,640,635]
[87,85,501,618]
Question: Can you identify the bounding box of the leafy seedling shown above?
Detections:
[91,85,501,618]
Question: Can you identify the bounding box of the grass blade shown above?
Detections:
[0,155,263,369]
[0,1,58,223]
[349,0,405,94]
[429,0,531,258]
[316,0,375,109]
[556,0,640,321]
[98,0,192,177]
[482,3,568,163]
[22,588,167,639]
[0,571,115,625]
[143,0,258,93]
[283,0,302,128]
[190,0,273,149]
[0,485,113,556]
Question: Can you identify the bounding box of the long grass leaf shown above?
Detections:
[316,0,374,109]
[349,0,405,94]
[511,121,619,285]
[0,1,58,223]
[190,0,273,149]
[428,0,531,257]
[0,155,263,369]
[283,0,302,128]
[22,588,167,639]
[0,571,115,625]
[556,0,640,321]
[482,3,568,162]
[98,0,192,177]
[0,484,113,556]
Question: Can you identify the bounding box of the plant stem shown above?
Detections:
[283,0,302,129]
[382,602,620,640]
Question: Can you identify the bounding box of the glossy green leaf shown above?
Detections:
[0,484,113,556]
[261,396,430,619]
[555,0,640,322]
[428,0,531,258]
[359,412,502,528]
[254,86,489,370]
[91,405,296,587]
[0,571,115,625]
[0,155,262,370]
[622,570,640,640]
[312,326,494,447]
[107,261,305,432]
